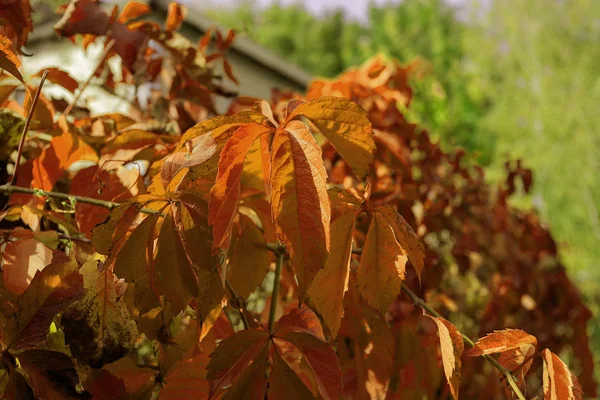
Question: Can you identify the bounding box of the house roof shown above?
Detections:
[27,0,312,90]
[150,0,312,89]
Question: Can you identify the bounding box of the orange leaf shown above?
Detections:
[374,205,425,280]
[269,349,316,400]
[165,2,187,32]
[289,96,374,177]
[465,329,537,358]
[23,87,54,130]
[357,212,407,314]
[0,35,25,84]
[2,237,53,295]
[427,316,463,400]
[307,209,355,338]
[117,1,151,24]
[541,348,584,400]
[275,307,325,340]
[31,131,97,192]
[209,123,271,251]
[270,120,330,300]
[3,252,83,349]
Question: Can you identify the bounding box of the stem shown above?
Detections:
[266,242,527,400]
[10,70,49,186]
[63,39,115,117]
[0,185,157,215]
[225,279,250,330]
[268,252,284,334]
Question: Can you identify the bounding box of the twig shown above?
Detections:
[63,39,115,117]
[265,242,527,400]
[225,279,250,330]
[268,252,284,334]
[0,185,158,215]
[10,70,49,186]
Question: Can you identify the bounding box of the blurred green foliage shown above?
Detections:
[208,0,600,371]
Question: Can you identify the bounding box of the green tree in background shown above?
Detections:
[207,0,491,163]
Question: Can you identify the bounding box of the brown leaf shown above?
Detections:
[113,213,161,313]
[207,328,270,398]
[541,348,584,400]
[375,205,425,280]
[33,68,78,93]
[17,350,83,400]
[0,35,24,84]
[357,212,407,314]
[159,353,210,399]
[427,316,463,400]
[275,307,325,340]
[465,329,537,358]
[91,202,139,255]
[269,349,317,400]
[270,120,331,300]
[307,209,355,338]
[228,214,269,300]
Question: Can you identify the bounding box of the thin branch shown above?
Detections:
[10,70,49,186]
[225,279,250,330]
[265,242,527,400]
[0,185,158,215]
[268,252,284,334]
[63,39,115,117]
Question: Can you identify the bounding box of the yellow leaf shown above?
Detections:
[427,316,463,400]
[374,205,425,280]
[307,210,355,338]
[357,212,407,314]
[289,96,375,177]
[270,120,331,300]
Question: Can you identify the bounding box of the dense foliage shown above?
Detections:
[0,1,596,399]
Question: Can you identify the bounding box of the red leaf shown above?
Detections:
[2,236,53,295]
[34,68,78,93]
[275,306,325,340]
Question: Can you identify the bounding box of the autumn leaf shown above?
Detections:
[465,328,537,384]
[207,328,270,399]
[357,212,408,314]
[227,214,269,300]
[427,316,463,400]
[375,205,425,280]
[271,120,331,300]
[165,2,187,32]
[541,348,584,400]
[61,256,138,367]
[2,235,53,295]
[3,252,83,349]
[307,209,355,337]
[269,349,317,400]
[112,213,161,313]
[117,1,151,24]
[91,202,140,255]
[289,96,374,177]
[16,350,83,399]
[159,353,210,399]
[0,35,25,84]
[209,123,271,252]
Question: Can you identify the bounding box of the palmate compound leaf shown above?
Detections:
[357,211,408,314]
[289,96,375,178]
[427,316,463,400]
[3,252,83,350]
[307,208,356,338]
[61,256,138,368]
[209,123,272,252]
[465,328,537,385]
[271,120,331,300]
[207,308,341,400]
[541,348,584,400]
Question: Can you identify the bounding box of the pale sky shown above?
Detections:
[186,0,468,22]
